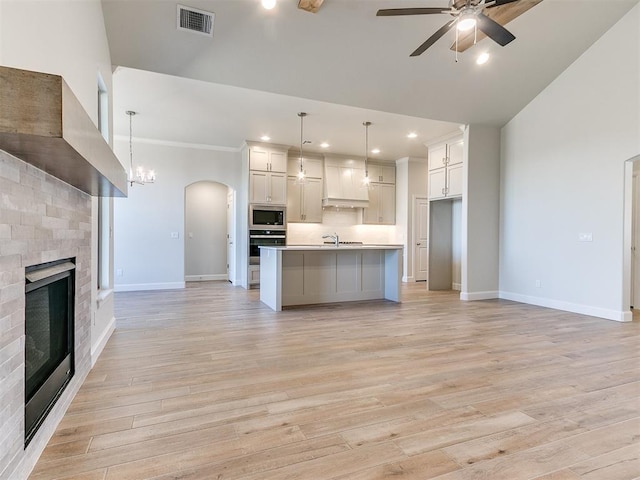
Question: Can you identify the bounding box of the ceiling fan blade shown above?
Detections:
[297,0,324,13]
[476,12,516,46]
[410,19,456,56]
[486,0,520,7]
[452,0,541,52]
[377,7,449,16]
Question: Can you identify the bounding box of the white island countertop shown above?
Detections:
[259,245,402,311]
[266,244,404,251]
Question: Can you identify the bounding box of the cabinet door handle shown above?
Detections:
[442,187,445,195]
[442,158,447,165]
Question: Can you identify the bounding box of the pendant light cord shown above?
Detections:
[363,121,371,178]
[126,110,135,179]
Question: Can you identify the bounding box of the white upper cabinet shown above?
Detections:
[363,162,396,225]
[287,156,323,178]
[250,171,287,204]
[287,176,323,223]
[367,163,396,184]
[249,146,287,172]
[364,183,395,225]
[428,135,464,200]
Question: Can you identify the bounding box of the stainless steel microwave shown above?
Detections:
[249,205,286,230]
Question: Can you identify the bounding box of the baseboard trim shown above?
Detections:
[114,282,186,292]
[499,291,631,322]
[460,290,498,301]
[185,274,228,282]
[91,317,115,367]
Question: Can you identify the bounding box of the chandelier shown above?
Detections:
[126,110,155,186]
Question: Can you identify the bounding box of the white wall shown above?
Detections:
[0,1,112,125]
[462,125,500,300]
[395,157,428,282]
[185,181,229,280]
[500,4,640,321]
[113,139,243,290]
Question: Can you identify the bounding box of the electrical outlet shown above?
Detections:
[535,280,541,288]
[171,232,179,239]
[578,232,593,242]
[116,269,123,276]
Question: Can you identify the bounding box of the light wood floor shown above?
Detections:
[30,282,640,480]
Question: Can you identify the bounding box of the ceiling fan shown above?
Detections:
[377,0,539,57]
[298,0,325,13]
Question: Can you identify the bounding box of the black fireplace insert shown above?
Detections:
[24,259,75,446]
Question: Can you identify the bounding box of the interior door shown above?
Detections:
[633,172,640,307]
[227,190,235,283]
[414,196,429,281]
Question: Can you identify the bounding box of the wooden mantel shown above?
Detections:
[0,66,128,197]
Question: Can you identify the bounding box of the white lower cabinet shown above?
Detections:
[249,265,260,285]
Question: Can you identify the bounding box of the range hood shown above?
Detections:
[322,156,369,208]
[0,66,127,197]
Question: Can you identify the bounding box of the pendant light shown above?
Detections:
[362,121,372,188]
[295,112,308,185]
[126,110,155,186]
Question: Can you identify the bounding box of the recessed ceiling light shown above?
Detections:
[476,52,490,65]
[407,132,417,139]
[261,0,276,9]
[371,148,381,154]
[320,142,330,148]
[260,135,271,141]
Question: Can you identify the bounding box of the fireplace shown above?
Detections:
[24,259,76,447]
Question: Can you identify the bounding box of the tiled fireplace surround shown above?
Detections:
[1,149,92,480]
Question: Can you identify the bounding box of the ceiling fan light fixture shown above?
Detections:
[457,15,477,32]
[261,0,276,10]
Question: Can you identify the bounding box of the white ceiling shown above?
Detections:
[104,0,638,160]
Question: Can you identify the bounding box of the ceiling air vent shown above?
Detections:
[177,5,214,37]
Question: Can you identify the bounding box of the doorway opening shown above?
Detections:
[624,156,640,320]
[184,181,235,284]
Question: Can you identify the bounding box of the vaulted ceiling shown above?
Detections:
[102,0,638,159]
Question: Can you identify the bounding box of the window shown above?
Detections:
[97,75,111,290]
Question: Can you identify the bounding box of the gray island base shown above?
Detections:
[259,245,403,311]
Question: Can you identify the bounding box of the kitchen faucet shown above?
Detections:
[322,233,339,246]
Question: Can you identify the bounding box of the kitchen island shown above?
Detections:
[259,245,403,311]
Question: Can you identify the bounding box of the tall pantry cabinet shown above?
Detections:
[427,134,464,291]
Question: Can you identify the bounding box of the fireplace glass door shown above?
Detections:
[24,260,75,446]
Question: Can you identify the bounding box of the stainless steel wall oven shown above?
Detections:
[249,229,286,264]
